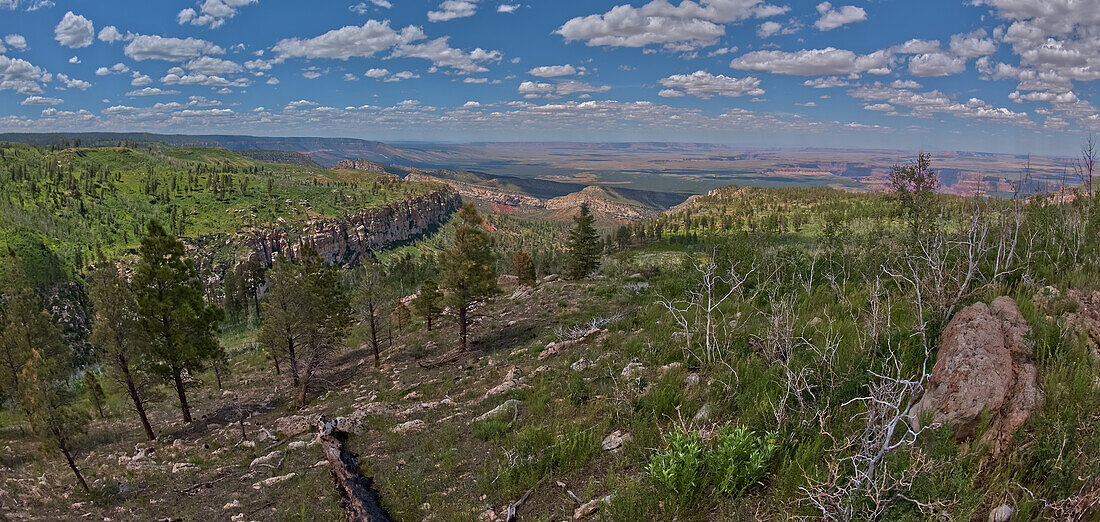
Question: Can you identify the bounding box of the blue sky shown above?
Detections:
[0,0,1097,155]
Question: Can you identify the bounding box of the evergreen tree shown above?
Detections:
[439,204,497,351]
[353,262,391,368]
[10,289,89,492]
[412,279,442,331]
[510,251,536,286]
[566,203,601,279]
[88,262,157,440]
[392,301,411,330]
[889,153,939,244]
[82,371,106,419]
[259,249,352,407]
[132,220,223,424]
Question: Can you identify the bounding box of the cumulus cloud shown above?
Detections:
[98,26,124,43]
[518,80,611,98]
[126,87,180,96]
[56,73,91,90]
[350,0,391,13]
[948,30,996,58]
[527,64,577,77]
[813,2,866,31]
[657,70,763,98]
[498,4,519,13]
[802,76,851,88]
[178,0,257,29]
[21,95,62,105]
[273,21,423,60]
[757,21,782,38]
[54,11,94,48]
[162,66,251,87]
[849,81,1030,123]
[95,63,130,76]
[908,52,967,77]
[0,55,51,94]
[891,39,941,54]
[556,0,788,50]
[125,35,225,61]
[184,56,243,75]
[391,37,502,73]
[365,68,390,78]
[428,0,478,22]
[4,34,26,50]
[731,47,892,76]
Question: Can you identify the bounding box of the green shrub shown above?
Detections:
[648,429,706,500]
[708,425,778,496]
[473,419,509,441]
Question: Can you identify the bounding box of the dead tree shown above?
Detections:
[317,418,392,522]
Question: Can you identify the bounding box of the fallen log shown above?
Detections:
[317,417,393,522]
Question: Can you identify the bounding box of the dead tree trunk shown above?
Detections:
[317,419,392,522]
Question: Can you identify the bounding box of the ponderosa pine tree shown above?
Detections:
[440,204,497,351]
[566,203,601,279]
[132,220,223,424]
[412,279,442,331]
[354,261,391,368]
[88,262,157,440]
[392,301,410,330]
[259,249,352,407]
[510,251,536,286]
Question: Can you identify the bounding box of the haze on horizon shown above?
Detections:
[1,0,1098,156]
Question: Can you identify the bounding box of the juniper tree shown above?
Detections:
[412,279,442,331]
[259,249,352,407]
[440,204,497,351]
[510,251,536,286]
[132,220,223,424]
[566,203,601,279]
[88,262,157,440]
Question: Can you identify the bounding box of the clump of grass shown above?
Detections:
[473,420,509,441]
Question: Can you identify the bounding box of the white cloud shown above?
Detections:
[56,73,91,89]
[185,56,243,75]
[391,37,502,73]
[863,103,894,111]
[908,53,967,77]
[21,95,62,105]
[813,2,866,31]
[130,72,152,86]
[365,68,390,78]
[462,100,482,108]
[657,70,763,98]
[757,21,782,38]
[273,20,423,60]
[98,26,123,43]
[498,4,519,13]
[350,0,392,13]
[802,76,851,88]
[731,47,893,76]
[518,80,611,98]
[890,79,921,89]
[266,77,279,85]
[54,11,94,49]
[178,0,257,29]
[388,70,419,81]
[556,0,788,50]
[0,55,51,95]
[428,0,478,22]
[68,56,81,64]
[126,87,180,96]
[527,64,577,77]
[849,82,1030,123]
[4,34,26,50]
[95,63,132,77]
[162,67,252,87]
[286,99,319,109]
[949,30,996,58]
[891,39,941,54]
[125,35,225,61]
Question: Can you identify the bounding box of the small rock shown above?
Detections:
[693,403,712,425]
[223,500,241,510]
[621,362,645,379]
[252,472,296,489]
[601,430,633,452]
[475,399,521,423]
[238,440,256,448]
[392,420,426,434]
[571,358,593,371]
[573,495,611,519]
[249,450,282,468]
[287,440,314,450]
[541,274,560,283]
[275,415,315,437]
[988,504,1013,522]
[403,391,421,401]
[683,373,700,387]
[170,462,197,474]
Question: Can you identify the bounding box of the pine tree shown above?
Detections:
[82,371,106,419]
[259,249,351,407]
[412,279,442,331]
[392,301,411,330]
[510,251,536,286]
[132,220,223,424]
[353,262,391,368]
[566,203,601,279]
[439,204,497,351]
[88,262,157,440]
[9,288,90,492]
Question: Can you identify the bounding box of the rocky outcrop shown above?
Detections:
[404,172,544,207]
[545,186,651,221]
[333,158,392,173]
[248,190,460,267]
[910,296,1040,453]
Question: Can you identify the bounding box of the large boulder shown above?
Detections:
[910,296,1040,453]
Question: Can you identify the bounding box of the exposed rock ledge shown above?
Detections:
[247,189,461,267]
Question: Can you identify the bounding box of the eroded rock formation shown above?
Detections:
[910,296,1040,453]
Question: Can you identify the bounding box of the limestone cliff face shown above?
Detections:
[404,172,544,207]
[247,189,460,267]
[334,159,392,173]
[545,186,651,221]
